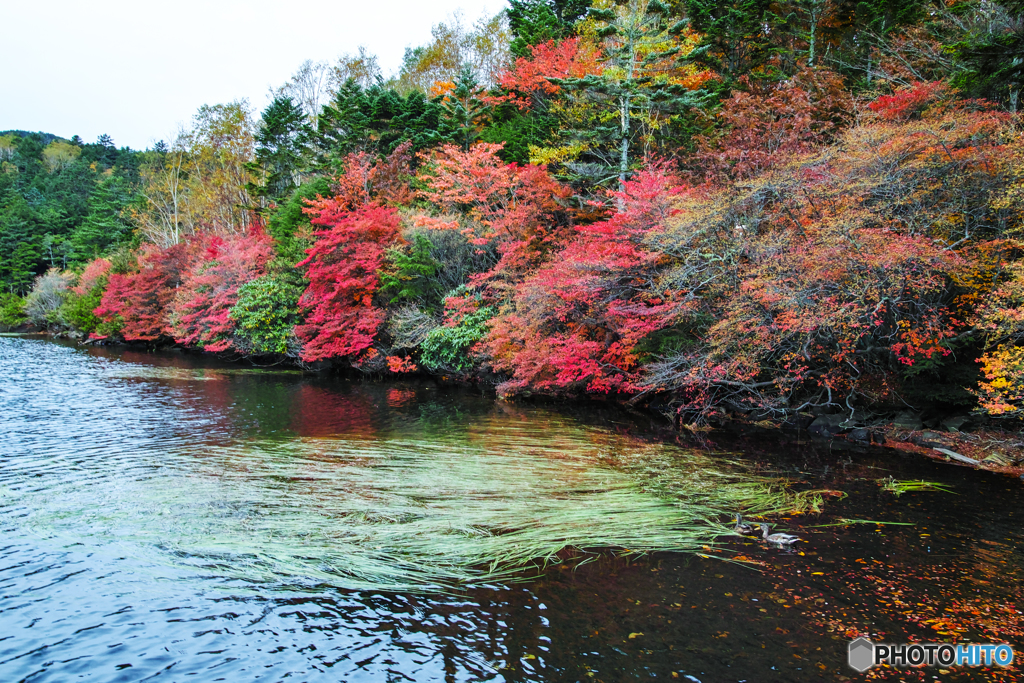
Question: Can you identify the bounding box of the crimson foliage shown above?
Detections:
[295,204,402,362]
[95,243,190,341]
[484,166,685,394]
[169,227,275,351]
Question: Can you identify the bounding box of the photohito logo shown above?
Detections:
[848,638,1014,671]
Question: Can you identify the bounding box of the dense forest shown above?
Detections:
[3,0,1024,427]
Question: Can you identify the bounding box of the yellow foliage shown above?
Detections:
[42,140,81,173]
[529,143,587,166]
[976,345,1024,416]
[993,144,1024,230]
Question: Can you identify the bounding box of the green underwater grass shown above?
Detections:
[18,418,820,592]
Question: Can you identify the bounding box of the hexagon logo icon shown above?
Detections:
[848,637,875,672]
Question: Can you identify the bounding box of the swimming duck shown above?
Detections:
[759,523,801,545]
[733,513,754,534]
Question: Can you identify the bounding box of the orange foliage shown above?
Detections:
[328,141,415,211]
[490,38,603,109]
[417,142,571,256]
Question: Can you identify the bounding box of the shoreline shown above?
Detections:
[20,329,1024,478]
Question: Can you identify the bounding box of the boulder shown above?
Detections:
[848,428,871,443]
[807,413,851,437]
[940,414,970,432]
[892,411,922,431]
[781,413,815,432]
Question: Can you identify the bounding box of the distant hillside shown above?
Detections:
[0,130,68,145]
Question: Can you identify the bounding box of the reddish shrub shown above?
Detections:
[168,227,275,351]
[867,81,949,121]
[295,204,403,362]
[491,38,603,109]
[483,165,686,394]
[73,258,112,296]
[95,243,190,341]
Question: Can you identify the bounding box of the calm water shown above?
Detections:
[1,336,1022,682]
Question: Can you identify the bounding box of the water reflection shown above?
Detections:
[1,337,1022,682]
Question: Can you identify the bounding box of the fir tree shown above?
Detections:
[684,0,776,86]
[69,175,133,262]
[248,95,307,206]
[556,0,705,191]
[434,65,489,150]
[951,0,1024,109]
[308,78,371,173]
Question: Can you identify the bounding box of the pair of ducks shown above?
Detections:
[733,514,801,545]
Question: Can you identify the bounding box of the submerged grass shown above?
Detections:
[20,418,818,592]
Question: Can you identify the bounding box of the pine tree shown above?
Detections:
[247,96,306,206]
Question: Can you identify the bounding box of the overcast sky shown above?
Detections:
[2,0,504,150]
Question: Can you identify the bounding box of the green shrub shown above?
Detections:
[380,233,444,310]
[267,178,332,264]
[229,275,303,355]
[420,305,494,372]
[58,287,104,333]
[0,293,26,330]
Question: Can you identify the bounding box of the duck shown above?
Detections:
[733,513,754,534]
[759,523,801,545]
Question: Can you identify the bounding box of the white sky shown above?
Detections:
[2,0,504,150]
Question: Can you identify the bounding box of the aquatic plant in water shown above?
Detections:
[878,477,956,497]
[17,422,818,592]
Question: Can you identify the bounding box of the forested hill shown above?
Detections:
[0,131,67,146]
[0,131,145,292]
[4,0,1024,427]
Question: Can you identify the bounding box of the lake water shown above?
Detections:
[1,336,1021,682]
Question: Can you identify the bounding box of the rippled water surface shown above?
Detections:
[2,337,1022,682]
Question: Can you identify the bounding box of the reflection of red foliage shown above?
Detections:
[386,387,417,407]
[769,537,1024,681]
[295,204,402,362]
[289,384,377,438]
[169,227,275,352]
[95,243,190,341]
